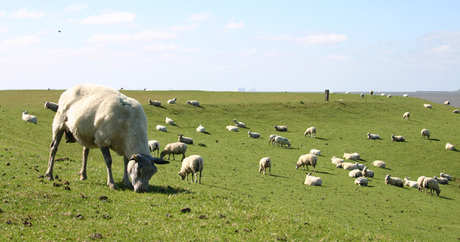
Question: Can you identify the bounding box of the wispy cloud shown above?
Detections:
[65,3,88,12]
[259,34,293,41]
[297,34,348,45]
[432,45,450,52]
[133,30,178,41]
[11,8,45,19]
[189,12,211,21]
[87,30,178,43]
[324,55,348,61]
[0,11,6,17]
[0,35,39,50]
[87,33,131,43]
[77,11,136,24]
[226,20,244,30]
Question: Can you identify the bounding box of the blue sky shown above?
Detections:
[1,1,459,92]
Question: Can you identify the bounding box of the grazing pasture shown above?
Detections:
[0,89,459,240]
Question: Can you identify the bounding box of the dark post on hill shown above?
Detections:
[325,89,329,101]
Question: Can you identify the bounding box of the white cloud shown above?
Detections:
[0,35,39,50]
[78,11,136,24]
[65,3,88,12]
[190,13,211,21]
[432,45,450,52]
[297,34,348,45]
[134,30,178,41]
[324,55,348,61]
[226,21,244,30]
[171,23,198,32]
[87,33,131,43]
[0,26,7,32]
[259,35,293,41]
[0,11,6,17]
[11,8,45,19]
[144,44,180,51]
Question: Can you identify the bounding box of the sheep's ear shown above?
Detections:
[152,157,169,165]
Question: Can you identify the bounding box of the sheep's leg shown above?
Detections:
[123,156,133,189]
[79,147,90,180]
[172,154,175,160]
[100,147,117,190]
[181,153,185,161]
[199,171,201,184]
[269,166,271,175]
[45,129,65,180]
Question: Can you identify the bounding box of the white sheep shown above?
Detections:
[440,172,452,181]
[148,140,160,157]
[274,136,290,148]
[402,112,410,119]
[367,133,380,140]
[422,178,440,196]
[226,125,239,132]
[259,157,271,175]
[186,100,200,107]
[336,162,359,170]
[296,154,317,171]
[44,101,58,112]
[331,156,344,165]
[417,176,427,191]
[404,177,418,188]
[421,129,430,139]
[304,173,322,186]
[380,93,385,96]
[387,94,392,98]
[22,111,37,124]
[167,98,177,104]
[160,142,187,161]
[178,134,193,144]
[434,176,448,185]
[248,131,260,138]
[445,143,456,151]
[403,94,409,97]
[384,174,404,187]
[196,125,205,133]
[165,117,174,125]
[310,149,321,156]
[360,93,364,98]
[454,109,459,113]
[156,125,167,132]
[343,152,360,161]
[304,127,317,138]
[362,167,374,178]
[233,119,246,128]
[178,155,203,183]
[423,103,432,108]
[372,160,386,168]
[273,125,288,132]
[355,177,368,186]
[44,83,169,192]
[391,135,405,142]
[444,101,450,105]
[148,99,162,107]
[349,169,363,178]
[369,90,374,95]
[356,163,365,170]
[268,134,279,145]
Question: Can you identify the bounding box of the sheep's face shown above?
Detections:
[127,155,170,192]
[178,172,186,180]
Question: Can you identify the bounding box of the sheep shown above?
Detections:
[22,111,37,124]
[178,134,193,144]
[156,125,167,132]
[331,156,344,165]
[387,94,392,98]
[274,125,288,132]
[44,83,169,192]
[423,103,432,108]
[384,174,404,187]
[434,176,448,185]
[148,140,160,157]
[148,99,161,107]
[233,119,246,128]
[417,176,427,191]
[440,172,452,181]
[403,94,409,97]
[295,154,317,171]
[421,129,430,139]
[186,100,200,107]
[349,169,363,178]
[336,162,358,171]
[367,133,380,140]
[259,157,271,175]
[167,98,177,104]
[422,178,440,196]
[362,167,374,178]
[178,155,203,183]
[343,152,360,161]
[196,125,205,133]
[248,131,260,138]
[274,136,290,148]
[445,143,456,150]
[165,117,174,125]
[44,101,58,112]
[355,177,368,186]
[444,101,450,105]
[402,112,410,119]
[369,90,374,95]
[226,125,239,132]
[372,160,386,168]
[454,109,459,113]
[268,134,279,145]
[160,142,187,161]
[310,149,321,156]
[360,93,364,98]
[391,135,405,142]
[304,173,322,186]
[304,127,316,138]
[380,93,385,96]
[404,177,418,188]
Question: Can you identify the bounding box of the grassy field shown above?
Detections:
[0,89,459,241]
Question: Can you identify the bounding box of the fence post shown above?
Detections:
[325,89,329,101]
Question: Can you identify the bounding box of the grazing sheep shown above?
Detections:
[445,143,456,151]
[178,155,203,183]
[421,129,430,139]
[44,101,59,112]
[367,133,380,140]
[226,125,239,132]
[454,109,459,113]
[391,135,405,142]
[160,142,187,161]
[404,177,418,188]
[186,100,200,107]
[274,125,288,132]
[349,169,363,178]
[360,93,364,98]
[22,111,37,124]
[384,175,404,187]
[304,173,322,186]
[310,149,321,156]
[248,131,260,138]
[331,156,344,165]
[423,103,432,108]
[259,157,271,175]
[336,162,358,171]
[444,101,450,105]
[268,134,279,145]
[167,98,177,104]
[233,119,246,128]
[44,83,169,192]
[178,134,193,144]
[274,136,290,148]
[369,90,374,95]
[402,112,410,119]
[343,152,360,161]
[372,160,386,168]
[296,154,317,171]
[148,99,161,107]
[362,167,374,178]
[148,140,160,157]
[417,176,427,191]
[387,94,392,98]
[355,177,368,186]
[165,117,174,125]
[196,125,205,133]
[422,178,440,196]
[434,176,448,185]
[304,127,317,138]
[156,125,167,132]
[440,172,452,181]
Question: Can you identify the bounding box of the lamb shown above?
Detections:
[440,172,452,181]
[454,109,459,113]
[295,154,317,171]
[423,103,432,108]
[343,152,360,161]
[362,167,374,178]
[402,112,410,119]
[44,101,59,112]
[148,99,161,107]
[404,177,418,188]
[445,143,456,151]
[310,149,321,156]
[367,133,380,140]
[196,125,205,133]
[355,177,368,186]
[178,155,203,183]
[372,160,386,168]
[444,101,450,105]
[417,176,427,191]
[156,125,167,132]
[336,162,359,171]
[421,129,430,139]
[384,174,404,187]
[165,117,174,125]
[160,142,187,161]
[22,111,37,124]
[186,100,200,107]
[349,169,363,178]
[391,135,405,142]
[178,134,193,144]
[226,125,239,132]
[248,131,260,138]
[148,140,160,157]
[44,83,169,192]
[274,125,288,132]
[331,156,344,165]
[434,176,448,185]
[167,98,177,104]
[274,136,290,148]
[422,178,440,196]
[259,157,271,175]
[233,119,246,128]
[304,127,317,138]
[304,173,322,186]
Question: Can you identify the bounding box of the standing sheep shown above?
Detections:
[45,84,169,192]
[268,134,279,145]
[148,140,160,157]
[160,142,187,161]
[178,134,193,144]
[304,173,322,186]
[445,143,456,151]
[355,177,368,186]
[304,127,316,138]
[274,136,290,148]
[44,101,59,112]
[248,131,260,138]
[384,174,404,187]
[421,129,430,139]
[404,177,418,188]
[178,155,203,183]
[148,99,162,107]
[274,125,288,132]
[417,176,427,191]
[22,111,37,124]
[422,178,440,196]
[391,135,405,142]
[296,154,317,171]
[259,157,271,175]
[402,112,410,119]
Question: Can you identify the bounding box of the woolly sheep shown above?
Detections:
[186,100,200,107]
[372,160,386,168]
[369,90,374,95]
[274,136,290,148]
[444,101,450,105]
[304,127,316,138]
[304,173,322,186]
[160,142,187,161]
[349,169,363,178]
[367,133,380,140]
[274,125,288,132]
[423,103,432,108]
[156,125,167,132]
[343,152,360,161]
[403,94,409,97]
[268,134,279,145]
[355,177,368,186]
[385,174,404,187]
[233,119,246,128]
[148,140,160,157]
[196,125,205,133]
[360,93,364,98]
[167,98,177,104]
[296,154,317,171]
[421,129,430,139]
[445,143,456,151]
[226,125,239,132]
[404,177,418,188]
[178,134,193,144]
[310,149,321,156]
[331,156,344,165]
[422,178,440,196]
[380,93,385,96]
[440,172,452,181]
[336,162,358,171]
[454,109,459,113]
[165,117,174,125]
[391,135,405,142]
[259,157,271,175]
[362,167,374,178]
[434,176,448,185]
[148,99,161,107]
[44,84,169,192]
[417,176,427,191]
[248,131,260,138]
[22,111,37,124]
[402,112,410,119]
[44,101,58,112]
[387,94,392,98]
[178,155,203,183]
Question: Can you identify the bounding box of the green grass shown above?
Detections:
[0,90,459,240]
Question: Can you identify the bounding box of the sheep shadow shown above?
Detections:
[313,171,333,175]
[148,185,190,194]
[202,131,211,135]
[268,174,288,179]
[428,138,440,141]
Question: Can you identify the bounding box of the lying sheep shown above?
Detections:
[372,160,386,168]
[268,134,279,145]
[349,169,363,178]
[434,176,448,185]
[22,111,37,124]
[274,136,290,148]
[331,156,344,165]
[402,112,410,119]
[355,177,368,186]
[156,125,167,132]
[444,101,450,105]
[440,172,452,181]
[362,167,374,178]
[226,125,239,132]
[403,94,409,97]
[165,117,174,125]
[259,157,271,175]
[367,133,380,140]
[417,176,427,191]
[186,100,200,107]
[148,99,161,107]
[178,155,203,183]
[274,125,287,132]
[423,103,432,109]
[304,127,316,138]
[445,143,456,151]
[421,129,430,139]
[233,119,246,128]
[310,149,321,156]
[167,98,177,104]
[148,140,160,157]
[454,109,459,114]
[196,125,205,133]
[248,131,260,138]
[387,94,392,98]
[343,152,360,161]
[422,178,440,196]
[296,154,317,171]
[404,177,418,188]
[391,135,405,142]
[384,174,404,187]
[160,142,187,161]
[304,173,322,186]
[44,101,58,112]
[178,134,193,144]
[336,162,358,171]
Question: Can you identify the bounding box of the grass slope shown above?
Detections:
[0,90,459,240]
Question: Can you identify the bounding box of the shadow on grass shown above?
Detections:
[148,185,189,194]
[202,131,211,135]
[268,174,289,178]
[313,171,333,175]
[428,138,440,141]
[204,184,237,191]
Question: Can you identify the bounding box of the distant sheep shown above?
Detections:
[22,111,37,124]
[422,178,440,196]
[248,131,260,138]
[360,93,364,98]
[384,174,404,187]
[369,90,374,95]
[304,173,322,186]
[44,101,58,112]
[304,127,316,138]
[274,136,290,148]
[417,176,427,192]
[387,94,392,98]
[233,119,246,128]
[402,112,410,119]
[336,162,359,171]
[404,177,418,188]
[273,125,288,132]
[454,109,459,113]
[355,177,368,186]
[391,135,405,142]
[423,103,432,109]
[440,172,452,181]
[372,160,386,168]
[268,134,279,145]
[444,101,450,105]
[421,129,430,139]
[167,98,177,104]
[331,156,344,165]
[226,125,239,132]
[367,133,380,140]
[343,152,360,161]
[349,169,363,178]
[148,99,161,107]
[196,125,205,133]
[259,157,271,175]
[434,176,448,185]
[148,140,160,157]
[178,155,203,183]
[445,143,456,151]
[310,149,321,156]
[165,117,174,125]
[362,167,374,178]
[403,94,409,97]
[296,154,317,171]
[178,134,193,144]
[186,100,200,107]
[160,142,187,161]
[156,125,167,132]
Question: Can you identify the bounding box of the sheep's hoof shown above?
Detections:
[108,183,118,190]
[45,173,54,181]
[79,173,87,181]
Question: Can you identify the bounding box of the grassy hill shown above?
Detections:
[0,89,459,240]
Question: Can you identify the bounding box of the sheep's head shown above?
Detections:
[178,171,186,180]
[127,154,169,192]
